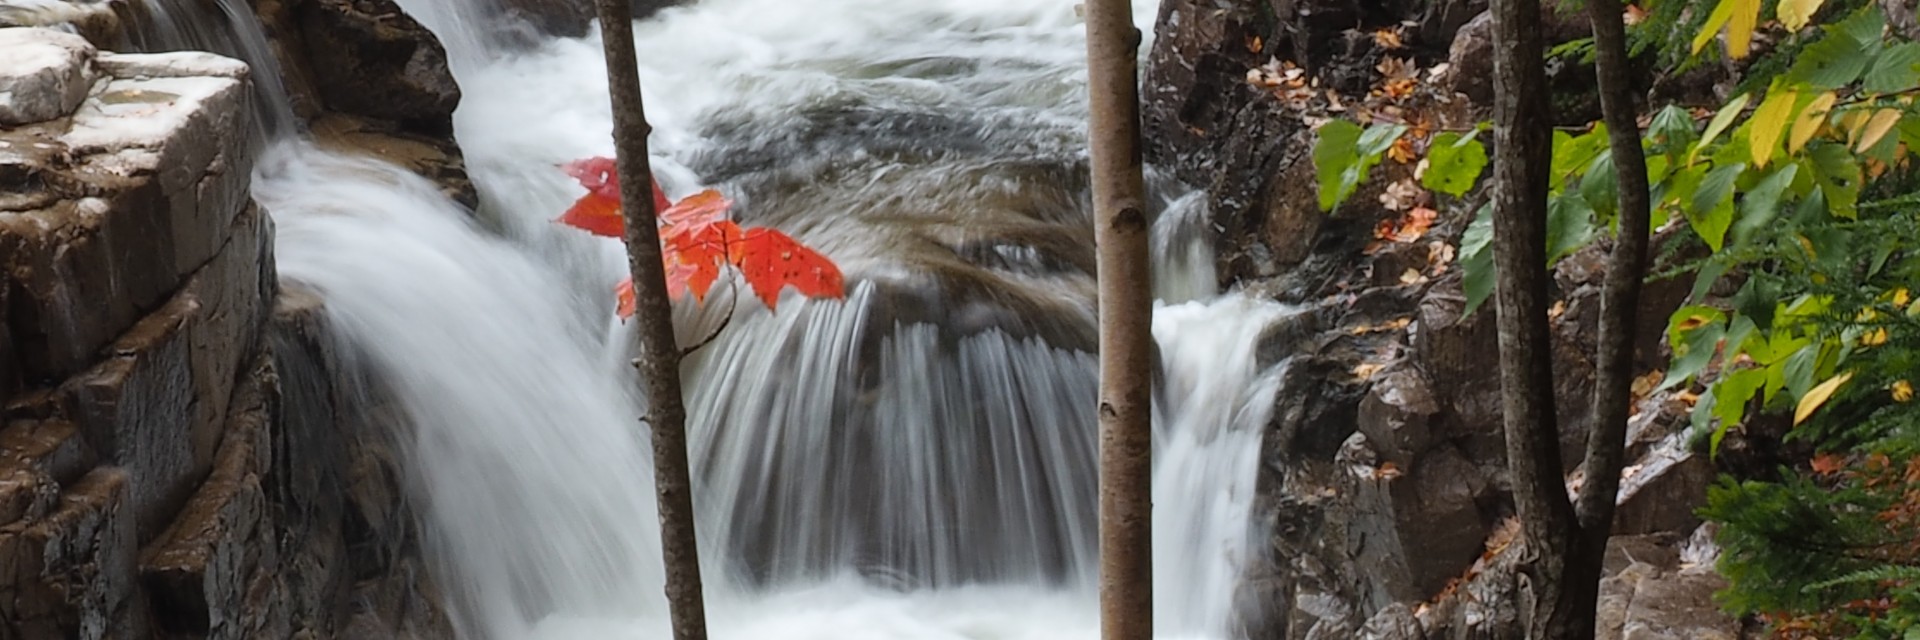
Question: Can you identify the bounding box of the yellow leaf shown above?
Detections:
[1855,108,1903,152]
[1795,371,1854,426]
[1692,0,1740,55]
[1842,109,1873,146]
[1861,327,1889,347]
[1789,92,1836,155]
[1892,288,1911,307]
[1726,0,1760,58]
[1893,380,1914,403]
[1778,0,1825,31]
[1750,87,1797,167]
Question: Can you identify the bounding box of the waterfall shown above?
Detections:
[106,0,1298,636]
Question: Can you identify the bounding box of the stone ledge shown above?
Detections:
[0,29,254,384]
[0,28,95,126]
[56,203,274,539]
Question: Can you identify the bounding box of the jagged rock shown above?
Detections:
[0,468,144,640]
[1356,367,1439,467]
[296,0,460,132]
[0,28,96,126]
[1360,602,1425,640]
[57,204,273,537]
[139,352,282,639]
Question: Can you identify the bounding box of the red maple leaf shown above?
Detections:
[559,192,625,237]
[560,156,845,317]
[665,219,739,302]
[557,157,673,237]
[729,227,846,310]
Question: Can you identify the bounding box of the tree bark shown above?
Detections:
[589,3,709,639]
[1487,0,1587,634]
[1572,0,1654,631]
[1083,2,1154,639]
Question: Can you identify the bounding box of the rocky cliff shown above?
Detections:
[0,28,448,639]
[1141,1,1747,638]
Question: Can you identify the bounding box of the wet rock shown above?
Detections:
[0,28,96,126]
[296,0,460,133]
[1360,601,1425,639]
[139,352,281,639]
[312,113,479,209]
[0,468,145,640]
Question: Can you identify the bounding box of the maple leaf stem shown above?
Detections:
[680,283,739,358]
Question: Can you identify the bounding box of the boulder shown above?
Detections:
[296,0,460,132]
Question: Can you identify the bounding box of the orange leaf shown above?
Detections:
[1810,452,1847,476]
[558,192,625,237]
[727,227,845,309]
[660,189,734,238]
[562,156,673,214]
[614,276,636,319]
[664,219,738,302]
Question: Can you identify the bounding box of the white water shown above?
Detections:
[111,0,1296,636]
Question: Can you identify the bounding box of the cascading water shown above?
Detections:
[103,0,1297,636]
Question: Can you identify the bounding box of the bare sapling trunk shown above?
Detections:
[1568,0,1656,633]
[1083,2,1155,639]
[1487,0,1589,634]
[588,3,709,639]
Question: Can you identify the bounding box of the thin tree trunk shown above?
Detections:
[1083,2,1154,639]
[1487,0,1586,634]
[589,3,709,639]
[1572,0,1654,631]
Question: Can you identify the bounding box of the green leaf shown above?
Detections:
[1662,305,1728,391]
[1581,151,1618,221]
[1554,126,1612,185]
[1782,341,1820,399]
[1730,163,1798,248]
[1783,8,1885,89]
[1694,94,1751,163]
[1314,120,1364,211]
[1423,131,1490,197]
[1806,141,1861,219]
[1461,202,1496,316]
[1863,42,1920,93]
[1687,163,1744,250]
[1712,368,1768,455]
[1546,191,1598,264]
[1649,105,1699,153]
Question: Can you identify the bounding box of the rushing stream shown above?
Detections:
[120,0,1297,637]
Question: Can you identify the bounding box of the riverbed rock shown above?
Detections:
[295,0,458,132]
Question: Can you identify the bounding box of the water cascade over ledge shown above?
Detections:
[110,0,1304,636]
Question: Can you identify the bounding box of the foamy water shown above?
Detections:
[155,0,1297,636]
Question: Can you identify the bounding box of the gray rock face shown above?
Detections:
[0,28,96,126]
[0,31,450,639]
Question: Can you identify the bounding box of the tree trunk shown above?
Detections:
[589,3,710,639]
[1572,0,1654,631]
[1487,0,1588,634]
[1083,2,1155,639]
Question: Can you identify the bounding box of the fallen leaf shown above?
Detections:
[1399,268,1428,285]
[1373,27,1404,49]
[1353,361,1386,380]
[1810,452,1847,475]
